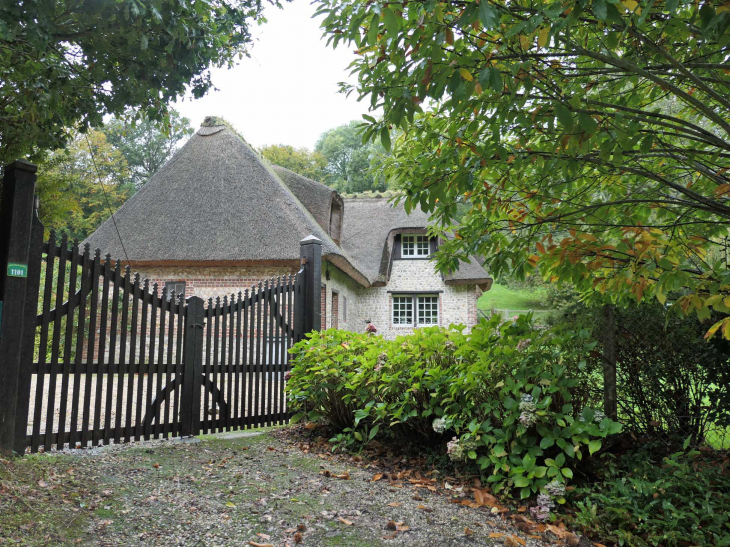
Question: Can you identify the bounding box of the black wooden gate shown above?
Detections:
[0,160,322,455]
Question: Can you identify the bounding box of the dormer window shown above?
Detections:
[402,234,430,258]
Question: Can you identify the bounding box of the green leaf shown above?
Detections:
[369,424,380,440]
[561,467,573,479]
[578,113,597,134]
[382,7,400,38]
[588,439,602,455]
[540,437,555,449]
[555,105,573,131]
[381,127,391,152]
[354,431,363,441]
[479,3,499,29]
[592,0,608,20]
[367,14,380,46]
[514,475,530,487]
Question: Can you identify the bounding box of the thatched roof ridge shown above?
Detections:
[340,197,491,286]
[84,121,369,285]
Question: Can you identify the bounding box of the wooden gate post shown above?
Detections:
[0,160,39,454]
[298,236,322,341]
[181,296,204,437]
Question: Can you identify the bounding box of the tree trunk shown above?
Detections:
[602,304,618,420]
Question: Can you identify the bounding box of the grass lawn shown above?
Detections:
[478,282,551,312]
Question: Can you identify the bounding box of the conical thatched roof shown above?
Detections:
[85,118,368,285]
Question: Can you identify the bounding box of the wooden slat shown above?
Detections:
[212,297,221,433]
[204,300,213,435]
[82,249,101,447]
[114,266,130,445]
[145,284,158,441]
[267,279,275,426]
[125,273,140,443]
[163,290,175,437]
[58,239,80,450]
[248,286,255,427]
[93,256,111,445]
[101,255,119,445]
[32,235,55,452]
[136,279,149,441]
[70,244,91,448]
[173,293,184,437]
[234,292,242,429]
[154,287,167,438]
[44,234,67,452]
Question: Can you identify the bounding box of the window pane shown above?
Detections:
[417,295,438,325]
[415,236,430,256]
[392,296,413,325]
[402,235,414,256]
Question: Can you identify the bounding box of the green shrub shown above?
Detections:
[570,449,730,547]
[286,316,622,499]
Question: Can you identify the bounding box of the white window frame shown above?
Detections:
[401,234,430,258]
[392,295,414,326]
[391,294,439,327]
[417,295,439,326]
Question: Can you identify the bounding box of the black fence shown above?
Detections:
[0,160,323,455]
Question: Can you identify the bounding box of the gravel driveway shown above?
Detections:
[1,429,549,547]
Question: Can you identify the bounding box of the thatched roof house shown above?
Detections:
[86,117,491,338]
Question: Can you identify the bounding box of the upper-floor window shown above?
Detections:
[402,234,430,258]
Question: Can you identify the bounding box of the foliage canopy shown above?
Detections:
[0,0,273,164]
[315,0,730,335]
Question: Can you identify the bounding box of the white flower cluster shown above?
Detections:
[593,410,606,423]
[374,352,387,372]
[432,418,447,434]
[516,338,531,352]
[447,437,464,461]
[545,480,565,498]
[530,493,554,521]
[519,393,537,426]
[444,339,456,351]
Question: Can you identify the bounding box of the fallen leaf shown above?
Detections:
[293,533,303,544]
[256,533,271,540]
[387,502,402,507]
[396,525,410,532]
[489,533,504,539]
[417,505,433,513]
[464,527,475,536]
[385,520,397,531]
[297,524,307,532]
[248,543,274,547]
[382,533,397,540]
[225,502,236,508]
[152,463,160,469]
[474,488,499,507]
[338,517,354,526]
[372,473,383,482]
[37,480,48,488]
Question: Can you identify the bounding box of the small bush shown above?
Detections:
[287,316,622,499]
[570,449,730,547]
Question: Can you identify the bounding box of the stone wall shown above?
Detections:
[350,259,479,340]
[130,260,479,340]
[134,265,299,305]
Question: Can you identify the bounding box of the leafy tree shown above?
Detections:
[35,130,134,241]
[260,144,328,181]
[104,109,194,188]
[0,0,274,165]
[315,0,730,336]
[315,121,389,192]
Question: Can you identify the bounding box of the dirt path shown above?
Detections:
[1,430,545,547]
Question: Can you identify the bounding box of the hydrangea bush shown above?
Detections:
[286,315,622,499]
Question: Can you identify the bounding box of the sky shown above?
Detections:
[174,0,371,150]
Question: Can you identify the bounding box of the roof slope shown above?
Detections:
[271,165,340,234]
[85,120,367,284]
[341,198,491,286]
